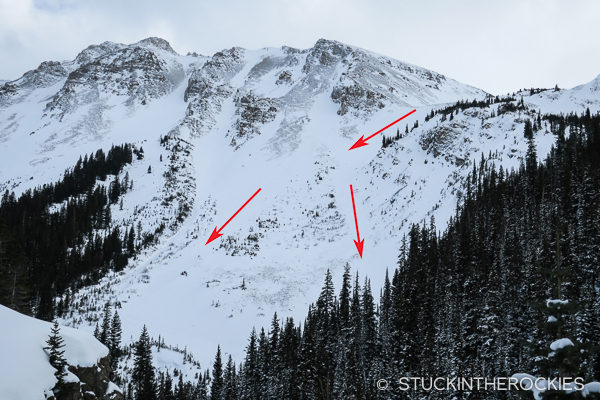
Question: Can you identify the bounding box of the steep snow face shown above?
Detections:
[1,37,597,372]
[0,305,108,400]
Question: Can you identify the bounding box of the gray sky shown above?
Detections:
[0,0,598,94]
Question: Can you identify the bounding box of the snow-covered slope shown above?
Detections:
[1,37,599,371]
[525,74,600,113]
[0,305,110,400]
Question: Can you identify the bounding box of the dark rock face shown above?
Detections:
[302,39,352,73]
[0,82,17,100]
[183,47,246,135]
[418,122,470,164]
[331,83,385,116]
[275,70,292,85]
[47,355,122,400]
[231,91,278,146]
[420,126,458,158]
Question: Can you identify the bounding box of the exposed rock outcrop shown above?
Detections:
[47,355,122,400]
[230,91,278,148]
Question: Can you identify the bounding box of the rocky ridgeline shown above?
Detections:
[1,36,485,142]
[0,61,68,105]
[47,45,184,117]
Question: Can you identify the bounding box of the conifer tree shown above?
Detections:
[110,311,122,380]
[163,372,174,400]
[526,134,538,181]
[127,227,135,255]
[133,325,156,400]
[46,321,67,390]
[223,355,237,400]
[93,322,100,341]
[100,302,112,346]
[524,118,534,139]
[211,346,224,400]
[316,269,335,315]
[339,264,352,330]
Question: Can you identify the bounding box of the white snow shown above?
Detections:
[512,373,600,399]
[1,37,599,372]
[0,305,108,400]
[105,381,122,395]
[547,299,570,307]
[582,382,600,397]
[550,338,575,351]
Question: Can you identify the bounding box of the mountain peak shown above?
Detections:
[134,37,177,54]
[74,37,177,66]
[312,38,352,54]
[313,38,349,47]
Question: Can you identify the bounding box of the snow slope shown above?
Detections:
[0,305,109,400]
[526,74,600,114]
[1,37,599,372]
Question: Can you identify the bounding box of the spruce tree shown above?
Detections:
[339,263,352,330]
[127,226,135,255]
[100,302,112,346]
[524,118,534,139]
[133,325,156,400]
[223,355,237,400]
[110,311,122,380]
[93,322,100,340]
[210,346,224,400]
[46,321,67,391]
[164,372,174,400]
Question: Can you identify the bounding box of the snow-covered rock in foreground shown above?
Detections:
[512,373,600,399]
[550,338,575,351]
[0,305,115,400]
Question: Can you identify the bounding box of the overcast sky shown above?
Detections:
[0,0,598,94]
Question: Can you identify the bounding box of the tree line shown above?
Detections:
[0,144,138,321]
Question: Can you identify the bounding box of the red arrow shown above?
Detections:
[349,185,364,258]
[205,188,262,245]
[348,109,417,150]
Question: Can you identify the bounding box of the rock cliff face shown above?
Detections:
[48,355,122,400]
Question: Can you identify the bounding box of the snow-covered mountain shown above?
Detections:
[1,37,599,375]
